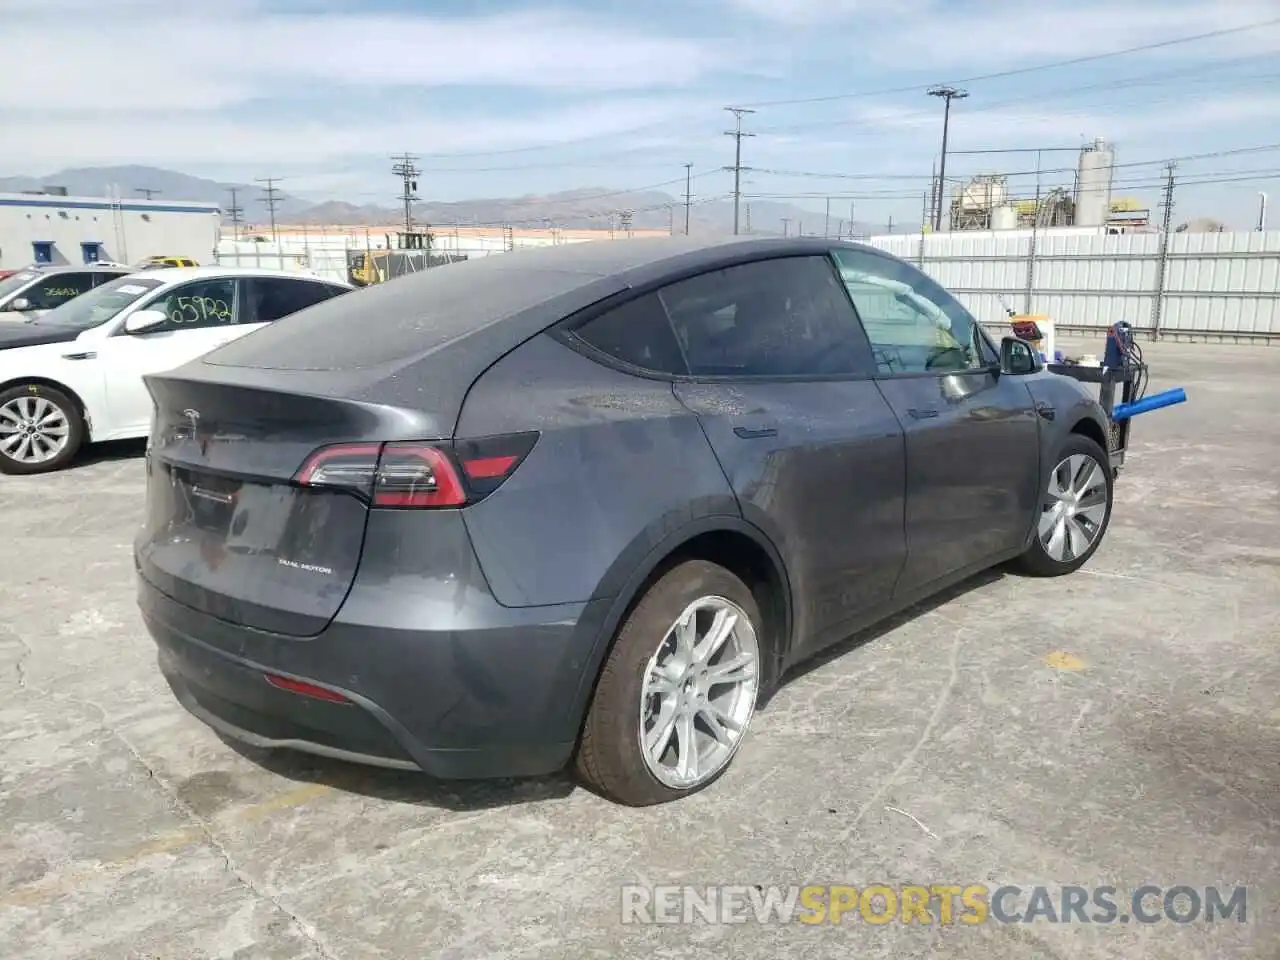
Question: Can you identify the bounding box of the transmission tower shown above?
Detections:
[723,107,755,235]
[392,153,421,237]
[256,177,282,240]
[226,188,244,238]
[1151,162,1177,337]
[683,162,693,235]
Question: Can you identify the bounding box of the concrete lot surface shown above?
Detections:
[1,339,1277,959]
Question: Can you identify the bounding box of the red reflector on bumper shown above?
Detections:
[264,673,350,704]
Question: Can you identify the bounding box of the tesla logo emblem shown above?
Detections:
[181,409,209,453]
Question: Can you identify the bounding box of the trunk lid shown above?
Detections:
[137,369,442,637]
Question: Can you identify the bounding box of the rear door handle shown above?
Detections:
[907,408,939,420]
[733,425,778,439]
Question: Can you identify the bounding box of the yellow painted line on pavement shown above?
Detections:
[1044,650,1088,671]
[1,783,333,908]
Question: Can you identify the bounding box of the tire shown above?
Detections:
[0,383,86,476]
[1014,433,1113,577]
[575,559,764,806]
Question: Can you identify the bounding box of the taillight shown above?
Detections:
[453,432,539,497]
[293,433,537,508]
[374,443,466,508]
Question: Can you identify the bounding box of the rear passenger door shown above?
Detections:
[832,247,1041,594]
[574,255,908,654]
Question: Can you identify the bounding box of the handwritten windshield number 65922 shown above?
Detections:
[168,296,231,325]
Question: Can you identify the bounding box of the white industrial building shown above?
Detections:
[0,192,221,270]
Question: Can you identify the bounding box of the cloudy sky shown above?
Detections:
[3,0,1279,228]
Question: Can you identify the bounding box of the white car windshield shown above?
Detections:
[33,276,165,330]
[0,272,38,301]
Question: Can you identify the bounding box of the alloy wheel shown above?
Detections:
[638,595,760,789]
[1039,452,1108,562]
[0,396,70,465]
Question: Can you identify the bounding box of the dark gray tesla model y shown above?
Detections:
[136,236,1114,806]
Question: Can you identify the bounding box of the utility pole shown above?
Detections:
[927,85,968,231]
[1258,192,1268,231]
[226,188,244,239]
[744,203,752,234]
[824,198,831,237]
[256,177,282,241]
[887,215,895,234]
[683,163,693,235]
[135,188,160,200]
[391,153,421,238]
[723,106,755,235]
[1151,162,1177,338]
[780,218,791,237]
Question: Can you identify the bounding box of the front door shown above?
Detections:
[832,247,1041,595]
[660,255,908,651]
[100,277,246,433]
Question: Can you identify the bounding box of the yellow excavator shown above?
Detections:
[347,231,461,287]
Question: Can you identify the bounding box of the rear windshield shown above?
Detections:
[203,263,598,371]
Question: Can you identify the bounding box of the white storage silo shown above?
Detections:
[1075,137,1114,227]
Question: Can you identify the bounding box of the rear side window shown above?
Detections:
[572,293,687,375]
[659,256,874,377]
[20,272,96,310]
[244,277,337,324]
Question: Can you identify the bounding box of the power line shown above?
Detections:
[391,153,421,236]
[733,17,1280,108]
[754,56,1280,137]
[256,177,282,241]
[724,107,756,236]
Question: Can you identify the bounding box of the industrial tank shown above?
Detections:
[1075,137,1114,227]
[990,205,1018,230]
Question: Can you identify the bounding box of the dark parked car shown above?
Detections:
[135,237,1114,806]
[0,264,133,320]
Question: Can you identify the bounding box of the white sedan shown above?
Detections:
[0,266,353,474]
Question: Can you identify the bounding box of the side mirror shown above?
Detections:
[1000,336,1043,375]
[124,309,168,334]
[8,297,32,312]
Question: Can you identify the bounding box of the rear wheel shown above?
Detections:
[576,560,763,806]
[1014,434,1113,577]
[0,384,85,475]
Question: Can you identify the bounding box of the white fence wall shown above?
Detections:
[866,228,1280,342]
[215,231,604,285]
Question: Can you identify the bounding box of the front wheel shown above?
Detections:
[575,560,764,806]
[0,383,86,475]
[1014,434,1113,577]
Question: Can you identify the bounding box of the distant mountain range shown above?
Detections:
[0,165,912,237]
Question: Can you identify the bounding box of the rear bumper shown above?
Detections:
[138,574,609,780]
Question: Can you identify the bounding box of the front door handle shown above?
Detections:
[907,407,939,420]
[733,425,778,439]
